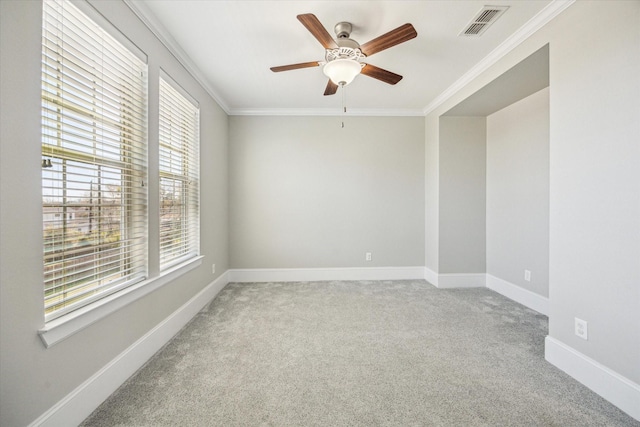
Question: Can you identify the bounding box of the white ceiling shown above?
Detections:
[128,0,561,116]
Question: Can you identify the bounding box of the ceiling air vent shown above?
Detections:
[460,6,508,37]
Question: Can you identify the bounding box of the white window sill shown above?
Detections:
[38,256,203,348]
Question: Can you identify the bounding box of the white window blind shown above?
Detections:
[41,0,148,320]
[159,76,200,270]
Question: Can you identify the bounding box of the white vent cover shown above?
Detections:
[460,5,509,36]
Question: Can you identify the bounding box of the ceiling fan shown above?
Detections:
[271,14,417,96]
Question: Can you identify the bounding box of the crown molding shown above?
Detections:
[423,0,575,116]
[229,107,426,117]
[123,0,231,114]
[125,0,574,119]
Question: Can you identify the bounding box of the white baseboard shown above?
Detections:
[486,274,549,315]
[435,273,486,289]
[28,268,639,425]
[30,272,230,427]
[424,268,439,286]
[423,269,486,289]
[228,266,425,283]
[424,271,548,316]
[545,336,640,422]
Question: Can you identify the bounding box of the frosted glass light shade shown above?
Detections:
[323,59,361,86]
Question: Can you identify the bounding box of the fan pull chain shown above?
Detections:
[341,83,346,128]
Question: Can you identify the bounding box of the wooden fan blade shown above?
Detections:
[270,61,321,72]
[361,64,403,85]
[324,79,339,96]
[360,23,417,57]
[297,14,338,49]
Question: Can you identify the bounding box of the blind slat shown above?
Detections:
[158,77,199,269]
[42,0,148,321]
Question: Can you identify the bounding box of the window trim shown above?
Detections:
[41,0,149,321]
[71,0,147,64]
[38,255,202,348]
[158,70,200,270]
[38,1,206,347]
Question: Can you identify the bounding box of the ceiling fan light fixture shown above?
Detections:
[272,14,417,95]
[323,59,362,86]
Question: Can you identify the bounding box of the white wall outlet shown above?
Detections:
[524,270,531,282]
[575,317,588,340]
[212,264,216,274]
[365,252,372,261]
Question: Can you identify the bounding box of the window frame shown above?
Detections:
[41,0,148,322]
[38,0,205,348]
[158,71,201,271]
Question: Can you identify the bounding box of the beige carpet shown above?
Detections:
[81,280,639,426]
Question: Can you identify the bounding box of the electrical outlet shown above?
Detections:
[575,317,588,340]
[524,270,531,282]
[212,264,216,274]
[365,252,372,262]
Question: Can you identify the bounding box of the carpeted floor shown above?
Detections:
[81,280,639,426]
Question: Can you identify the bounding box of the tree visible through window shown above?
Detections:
[41,0,148,319]
[159,76,200,269]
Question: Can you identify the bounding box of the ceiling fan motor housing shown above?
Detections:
[334,22,352,39]
[326,45,365,61]
[333,21,362,50]
[326,22,364,63]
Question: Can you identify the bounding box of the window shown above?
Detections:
[158,76,200,269]
[41,0,148,320]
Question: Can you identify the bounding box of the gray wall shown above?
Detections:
[438,117,486,274]
[424,115,439,273]
[546,2,639,383]
[425,0,639,384]
[486,88,549,297]
[230,116,425,269]
[0,1,229,425]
